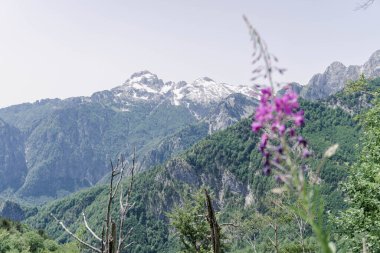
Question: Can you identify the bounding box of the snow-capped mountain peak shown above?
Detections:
[177,77,235,104]
[111,71,256,105]
[124,70,164,91]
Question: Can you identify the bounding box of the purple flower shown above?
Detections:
[277,145,283,155]
[275,91,299,115]
[275,175,284,183]
[251,122,262,132]
[259,133,269,153]
[276,123,286,135]
[251,86,309,180]
[288,128,296,137]
[255,104,274,124]
[298,136,307,147]
[293,110,305,126]
[263,165,271,176]
[302,149,311,158]
[261,87,272,102]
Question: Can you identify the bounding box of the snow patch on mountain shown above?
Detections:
[111,71,256,106]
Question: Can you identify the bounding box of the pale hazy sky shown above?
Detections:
[0,0,379,108]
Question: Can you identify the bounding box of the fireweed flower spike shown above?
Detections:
[251,86,309,183]
[251,85,337,253]
[245,16,336,252]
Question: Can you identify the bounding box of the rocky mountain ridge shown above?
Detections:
[0,49,379,203]
[0,72,258,203]
[113,71,255,104]
[301,50,380,100]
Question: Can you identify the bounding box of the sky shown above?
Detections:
[0,0,379,108]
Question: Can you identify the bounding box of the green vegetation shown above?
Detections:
[332,80,380,252]
[0,217,79,253]
[0,98,204,202]
[169,189,215,253]
[24,92,362,252]
[326,77,380,114]
[2,77,375,252]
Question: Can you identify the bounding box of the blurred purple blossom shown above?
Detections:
[251,86,309,177]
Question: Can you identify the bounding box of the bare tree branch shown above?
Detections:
[117,148,136,252]
[82,212,102,242]
[112,155,127,199]
[50,213,101,253]
[51,151,137,253]
[356,0,375,10]
[105,160,116,252]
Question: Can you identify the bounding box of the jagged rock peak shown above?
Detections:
[191,77,217,86]
[369,49,380,60]
[125,70,163,88]
[363,50,380,78]
[277,82,303,96]
[109,71,257,105]
[199,77,214,82]
[129,70,157,80]
[301,49,380,100]
[326,61,346,73]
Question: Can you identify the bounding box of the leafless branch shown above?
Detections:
[51,150,137,253]
[117,148,136,252]
[112,155,128,199]
[268,223,279,253]
[50,213,101,253]
[356,0,375,10]
[267,235,276,247]
[243,15,285,89]
[82,212,102,242]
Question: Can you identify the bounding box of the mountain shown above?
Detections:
[301,50,380,100]
[2,48,377,203]
[0,119,28,193]
[0,71,257,203]
[97,71,255,116]
[26,97,361,252]
[324,77,380,115]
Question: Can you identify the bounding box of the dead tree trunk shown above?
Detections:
[51,151,136,253]
[204,189,221,253]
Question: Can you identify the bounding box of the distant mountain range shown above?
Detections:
[0,72,257,203]
[0,50,379,204]
[300,50,380,100]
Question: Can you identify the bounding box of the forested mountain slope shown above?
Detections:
[1,50,378,204]
[27,97,360,252]
[0,72,257,203]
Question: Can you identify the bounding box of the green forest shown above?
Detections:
[3,77,375,253]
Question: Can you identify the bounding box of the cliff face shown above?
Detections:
[301,50,380,100]
[0,119,27,193]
